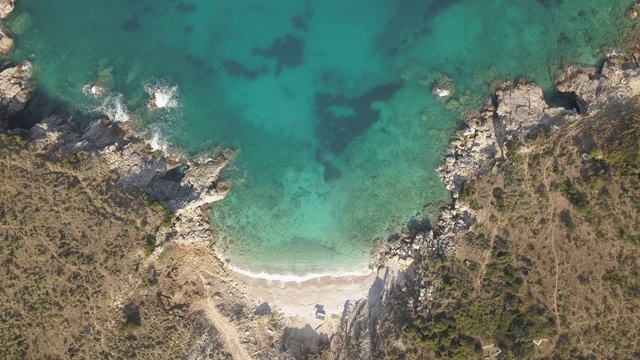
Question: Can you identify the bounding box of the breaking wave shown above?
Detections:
[93,93,131,123]
[144,79,180,109]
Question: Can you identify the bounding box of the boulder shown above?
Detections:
[0,61,35,119]
[0,29,14,54]
[495,81,549,135]
[0,0,14,20]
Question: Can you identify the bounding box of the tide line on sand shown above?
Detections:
[224,260,374,284]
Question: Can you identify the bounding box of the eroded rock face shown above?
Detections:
[0,62,35,119]
[29,116,233,216]
[0,0,14,20]
[556,61,640,113]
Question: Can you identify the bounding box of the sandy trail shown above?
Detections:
[195,300,254,360]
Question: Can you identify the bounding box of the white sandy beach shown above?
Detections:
[225,258,408,334]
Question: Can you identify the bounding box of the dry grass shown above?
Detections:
[455,99,640,359]
[0,134,228,359]
[378,98,640,359]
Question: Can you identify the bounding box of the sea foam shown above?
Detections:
[226,263,373,284]
[94,93,131,123]
[144,79,180,109]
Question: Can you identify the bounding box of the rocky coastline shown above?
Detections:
[331,41,640,357]
[431,48,640,254]
[3,0,640,358]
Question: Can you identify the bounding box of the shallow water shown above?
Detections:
[6,0,633,274]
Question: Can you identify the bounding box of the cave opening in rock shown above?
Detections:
[544,90,582,114]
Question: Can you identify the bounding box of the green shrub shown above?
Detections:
[492,187,506,211]
[559,179,587,209]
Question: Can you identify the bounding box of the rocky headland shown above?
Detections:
[330,43,640,358]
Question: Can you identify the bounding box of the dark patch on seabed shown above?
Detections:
[422,0,467,22]
[251,34,305,76]
[291,16,307,31]
[176,2,197,14]
[314,81,405,155]
[121,17,140,32]
[184,53,216,76]
[385,0,465,61]
[536,0,564,10]
[222,60,267,81]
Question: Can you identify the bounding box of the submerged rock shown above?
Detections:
[431,75,455,100]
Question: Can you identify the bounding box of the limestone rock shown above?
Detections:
[556,61,640,113]
[0,0,14,20]
[0,29,14,54]
[29,115,233,216]
[495,82,548,135]
[0,62,35,119]
[434,52,640,268]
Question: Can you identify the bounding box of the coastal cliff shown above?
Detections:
[0,61,32,124]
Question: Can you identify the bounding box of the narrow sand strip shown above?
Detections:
[225,258,407,335]
[232,269,378,321]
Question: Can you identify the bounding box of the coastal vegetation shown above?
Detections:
[377,98,640,359]
[2,1,640,359]
[0,135,229,359]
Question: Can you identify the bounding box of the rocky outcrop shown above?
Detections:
[556,59,640,114]
[433,55,640,256]
[441,54,640,201]
[332,51,640,359]
[438,81,566,197]
[0,28,14,54]
[29,115,233,216]
[0,61,34,120]
[0,0,14,20]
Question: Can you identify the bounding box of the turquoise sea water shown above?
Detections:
[5,1,632,274]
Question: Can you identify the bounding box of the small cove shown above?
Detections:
[5,0,634,274]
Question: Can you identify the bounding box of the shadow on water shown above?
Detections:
[9,87,91,130]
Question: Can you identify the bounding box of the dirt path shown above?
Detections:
[195,301,253,360]
[540,132,575,335]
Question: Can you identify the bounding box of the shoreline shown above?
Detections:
[225,261,374,284]
[4,1,640,357]
[213,243,379,283]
